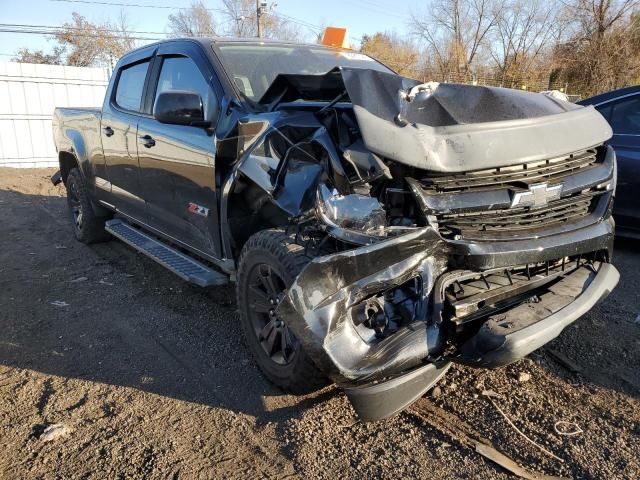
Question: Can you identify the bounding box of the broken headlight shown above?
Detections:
[317,183,387,238]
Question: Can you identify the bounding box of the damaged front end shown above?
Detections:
[222,67,620,421]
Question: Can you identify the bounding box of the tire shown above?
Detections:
[237,229,326,393]
[65,168,110,244]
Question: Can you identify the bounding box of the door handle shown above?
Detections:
[103,126,114,137]
[140,135,156,148]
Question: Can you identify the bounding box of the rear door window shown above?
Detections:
[115,60,150,112]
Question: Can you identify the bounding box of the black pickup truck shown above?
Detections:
[52,38,620,421]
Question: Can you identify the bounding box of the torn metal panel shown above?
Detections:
[277,227,450,383]
[232,115,331,217]
[258,67,612,173]
[341,68,612,172]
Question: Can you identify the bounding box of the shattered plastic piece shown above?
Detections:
[518,372,531,382]
[39,423,73,442]
[70,277,88,283]
[51,301,69,307]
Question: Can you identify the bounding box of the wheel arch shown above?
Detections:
[59,151,80,185]
[221,170,291,262]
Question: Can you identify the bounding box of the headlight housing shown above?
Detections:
[317,184,387,240]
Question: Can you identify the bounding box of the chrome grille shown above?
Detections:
[438,190,601,239]
[421,148,599,193]
[417,147,608,239]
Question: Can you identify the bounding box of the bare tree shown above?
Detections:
[490,0,561,87]
[55,12,136,67]
[569,0,637,38]
[410,0,501,79]
[221,0,255,37]
[555,0,640,94]
[220,0,300,40]
[360,32,419,77]
[13,46,65,65]
[168,1,217,37]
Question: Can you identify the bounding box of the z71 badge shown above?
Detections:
[187,202,209,217]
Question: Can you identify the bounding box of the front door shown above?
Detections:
[137,48,222,258]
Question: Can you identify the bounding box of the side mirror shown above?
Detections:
[154,90,210,127]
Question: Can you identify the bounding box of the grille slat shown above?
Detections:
[439,195,594,224]
[422,148,605,239]
[437,194,599,237]
[441,199,592,226]
[422,149,598,193]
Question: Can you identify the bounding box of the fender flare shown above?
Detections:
[58,129,93,183]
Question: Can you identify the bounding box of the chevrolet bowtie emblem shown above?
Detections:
[510,183,562,208]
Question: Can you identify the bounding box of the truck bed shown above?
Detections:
[52,107,102,164]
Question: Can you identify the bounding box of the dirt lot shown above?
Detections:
[0,168,638,479]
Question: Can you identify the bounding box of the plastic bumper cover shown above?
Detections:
[457,262,619,368]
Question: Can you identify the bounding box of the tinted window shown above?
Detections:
[115,61,150,112]
[595,103,612,122]
[610,96,640,135]
[217,44,392,100]
[154,56,213,111]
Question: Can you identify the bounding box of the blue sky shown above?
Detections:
[0,0,419,59]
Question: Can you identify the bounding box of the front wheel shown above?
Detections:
[237,229,326,393]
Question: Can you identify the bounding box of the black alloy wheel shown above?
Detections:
[247,263,298,365]
[67,177,84,233]
[65,168,110,244]
[237,229,326,393]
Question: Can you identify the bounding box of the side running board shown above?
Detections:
[105,219,228,287]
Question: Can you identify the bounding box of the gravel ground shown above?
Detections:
[0,168,638,479]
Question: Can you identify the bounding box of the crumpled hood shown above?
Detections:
[259,67,612,172]
[341,68,581,126]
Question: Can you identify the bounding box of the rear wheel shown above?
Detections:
[237,229,326,393]
[65,168,110,244]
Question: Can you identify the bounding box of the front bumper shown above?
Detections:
[277,218,616,420]
[458,262,619,368]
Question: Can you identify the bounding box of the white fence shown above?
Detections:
[0,62,109,168]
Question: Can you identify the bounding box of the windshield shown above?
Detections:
[216,43,393,101]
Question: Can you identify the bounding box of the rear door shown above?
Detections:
[137,42,223,258]
[597,94,640,231]
[100,53,154,221]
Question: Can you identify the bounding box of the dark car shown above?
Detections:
[51,38,619,421]
[579,86,640,237]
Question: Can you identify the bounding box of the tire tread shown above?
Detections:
[237,229,326,393]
